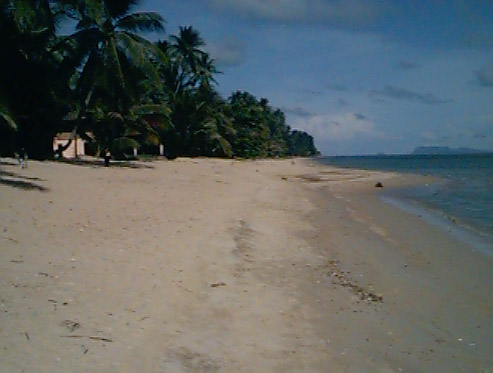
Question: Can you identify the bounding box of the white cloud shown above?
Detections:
[293,112,382,140]
[369,86,454,105]
[475,61,493,87]
[280,106,314,118]
[203,0,380,26]
[205,37,247,67]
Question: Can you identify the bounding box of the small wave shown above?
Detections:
[380,195,493,257]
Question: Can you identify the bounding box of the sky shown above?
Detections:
[137,0,493,155]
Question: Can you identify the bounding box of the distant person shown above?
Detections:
[104,149,111,167]
[19,148,28,169]
[55,144,63,159]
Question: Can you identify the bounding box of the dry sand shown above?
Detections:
[0,157,491,372]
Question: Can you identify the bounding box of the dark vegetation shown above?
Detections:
[0,0,319,159]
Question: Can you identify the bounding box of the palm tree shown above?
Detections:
[0,0,71,157]
[192,89,234,157]
[152,28,227,157]
[170,26,205,81]
[59,0,165,153]
[196,53,219,89]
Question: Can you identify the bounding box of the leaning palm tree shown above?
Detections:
[59,0,165,152]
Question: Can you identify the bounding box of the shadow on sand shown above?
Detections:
[57,158,156,169]
[0,156,157,192]
[0,171,48,192]
[0,170,46,182]
[0,159,19,166]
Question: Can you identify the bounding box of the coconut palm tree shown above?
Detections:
[170,26,205,81]
[196,53,219,89]
[152,28,228,157]
[59,0,165,153]
[191,89,235,157]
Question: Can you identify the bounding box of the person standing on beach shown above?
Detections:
[55,144,63,159]
[104,149,111,167]
[19,148,28,169]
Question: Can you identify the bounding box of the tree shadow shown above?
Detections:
[0,170,45,181]
[57,158,156,169]
[0,159,18,166]
[0,177,48,192]
[0,168,48,192]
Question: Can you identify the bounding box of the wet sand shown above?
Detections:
[0,157,491,372]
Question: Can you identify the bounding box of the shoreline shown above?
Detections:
[382,178,493,252]
[380,194,493,256]
[299,160,492,370]
[1,157,492,371]
[315,155,493,248]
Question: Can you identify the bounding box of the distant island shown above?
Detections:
[412,146,492,155]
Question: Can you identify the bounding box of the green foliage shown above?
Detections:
[0,104,17,131]
[288,130,319,157]
[224,92,318,158]
[0,0,70,157]
[0,1,318,159]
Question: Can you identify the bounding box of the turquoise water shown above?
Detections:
[318,154,493,249]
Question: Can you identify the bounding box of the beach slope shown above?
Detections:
[0,158,491,371]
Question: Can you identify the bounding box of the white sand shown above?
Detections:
[1,157,491,371]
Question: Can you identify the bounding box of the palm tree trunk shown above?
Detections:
[59,88,94,154]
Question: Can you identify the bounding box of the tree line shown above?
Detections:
[0,0,319,159]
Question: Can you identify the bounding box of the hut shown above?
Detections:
[52,132,86,158]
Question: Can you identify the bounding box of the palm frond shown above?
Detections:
[7,0,55,35]
[104,36,125,90]
[74,0,104,30]
[104,0,139,19]
[117,12,165,33]
[116,32,162,90]
[58,28,105,70]
[130,104,170,116]
[218,137,233,157]
[75,51,102,103]
[113,136,140,150]
[0,105,17,130]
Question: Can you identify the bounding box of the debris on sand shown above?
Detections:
[326,259,383,303]
[61,320,81,332]
[210,282,227,288]
[60,335,113,342]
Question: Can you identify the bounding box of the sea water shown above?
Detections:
[318,154,493,254]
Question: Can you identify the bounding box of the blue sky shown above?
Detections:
[137,0,493,155]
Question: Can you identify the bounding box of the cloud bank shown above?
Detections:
[394,61,419,70]
[280,106,315,118]
[475,62,493,87]
[326,83,347,91]
[369,86,454,105]
[203,0,381,27]
[205,37,247,67]
[294,112,381,141]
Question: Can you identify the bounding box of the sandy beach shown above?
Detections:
[0,157,491,372]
